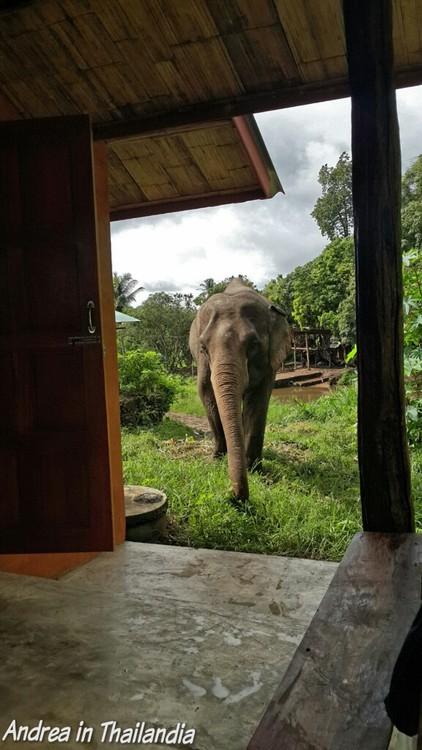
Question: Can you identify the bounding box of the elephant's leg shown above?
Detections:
[197,355,227,457]
[243,376,274,471]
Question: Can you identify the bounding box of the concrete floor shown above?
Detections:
[0,543,336,749]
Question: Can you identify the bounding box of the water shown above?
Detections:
[271,385,331,403]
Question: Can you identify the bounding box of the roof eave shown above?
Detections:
[233,114,284,197]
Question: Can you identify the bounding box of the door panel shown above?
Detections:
[0,115,115,552]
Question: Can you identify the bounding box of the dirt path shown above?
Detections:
[167,411,211,435]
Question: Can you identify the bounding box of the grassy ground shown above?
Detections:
[121,380,422,562]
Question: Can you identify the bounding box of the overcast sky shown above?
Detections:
[111,85,422,303]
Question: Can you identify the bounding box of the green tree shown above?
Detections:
[402,154,422,252]
[113,272,143,311]
[194,274,257,305]
[264,275,294,320]
[311,152,353,241]
[401,157,422,443]
[124,292,196,372]
[265,238,355,339]
[337,275,356,346]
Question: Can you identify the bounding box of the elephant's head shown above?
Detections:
[191,280,290,501]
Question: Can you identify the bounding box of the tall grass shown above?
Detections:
[121,381,421,561]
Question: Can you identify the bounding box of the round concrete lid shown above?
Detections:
[125,485,168,527]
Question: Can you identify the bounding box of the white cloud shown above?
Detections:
[111,85,422,302]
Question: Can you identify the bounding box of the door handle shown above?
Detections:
[87,300,96,334]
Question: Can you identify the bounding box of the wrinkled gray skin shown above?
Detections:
[189,279,291,501]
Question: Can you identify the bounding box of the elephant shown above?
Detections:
[189,279,291,501]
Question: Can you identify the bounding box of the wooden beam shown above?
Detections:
[247,532,422,750]
[233,116,273,198]
[110,186,264,222]
[93,68,422,143]
[343,0,413,531]
[95,80,350,142]
[93,142,126,545]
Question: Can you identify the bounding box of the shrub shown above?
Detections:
[118,349,179,427]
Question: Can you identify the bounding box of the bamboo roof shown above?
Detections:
[0,0,421,218]
[108,115,282,220]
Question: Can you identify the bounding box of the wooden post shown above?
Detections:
[343,0,413,531]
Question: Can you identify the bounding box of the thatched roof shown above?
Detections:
[0,0,420,218]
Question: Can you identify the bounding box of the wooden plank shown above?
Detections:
[274,0,346,82]
[222,27,299,89]
[3,78,59,118]
[306,0,346,61]
[393,0,410,67]
[63,12,123,67]
[117,38,170,98]
[274,0,322,64]
[93,142,125,546]
[400,0,422,64]
[121,158,179,200]
[248,533,422,750]
[93,77,351,140]
[171,38,242,100]
[114,0,173,57]
[107,148,146,194]
[148,135,193,168]
[88,64,141,108]
[344,0,413,532]
[110,185,263,221]
[165,163,210,195]
[206,0,279,33]
[92,0,137,43]
[207,165,256,190]
[22,27,81,85]
[147,0,218,44]
[181,123,238,147]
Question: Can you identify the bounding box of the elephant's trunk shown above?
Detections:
[211,360,248,501]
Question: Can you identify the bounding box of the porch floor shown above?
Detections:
[0,542,336,749]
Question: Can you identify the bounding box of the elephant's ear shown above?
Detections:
[269,303,287,317]
[268,304,291,372]
[189,314,200,362]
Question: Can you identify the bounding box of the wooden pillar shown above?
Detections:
[343,0,413,531]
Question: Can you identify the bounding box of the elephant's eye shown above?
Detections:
[248,339,260,353]
[200,344,208,355]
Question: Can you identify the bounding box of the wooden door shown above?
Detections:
[0,115,117,553]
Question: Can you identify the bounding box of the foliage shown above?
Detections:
[118,349,179,427]
[264,238,355,341]
[345,344,357,364]
[121,293,196,372]
[311,152,353,241]
[113,272,143,311]
[194,274,257,305]
[337,274,356,346]
[403,249,422,444]
[263,274,294,319]
[402,154,422,252]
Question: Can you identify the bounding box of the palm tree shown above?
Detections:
[194,278,217,305]
[113,272,143,311]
